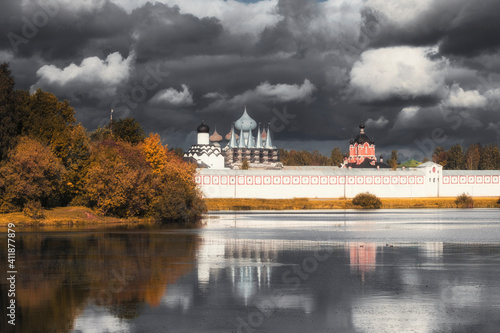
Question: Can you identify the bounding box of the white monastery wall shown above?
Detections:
[197,163,500,199]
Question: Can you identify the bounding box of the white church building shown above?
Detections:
[183,107,280,169]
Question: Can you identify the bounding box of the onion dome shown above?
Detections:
[209,127,222,142]
[197,121,210,133]
[225,129,239,140]
[234,106,257,131]
[353,121,372,144]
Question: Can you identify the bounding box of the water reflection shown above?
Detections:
[0,231,199,333]
[1,210,500,332]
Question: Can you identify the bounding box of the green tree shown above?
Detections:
[330,147,343,166]
[446,144,464,170]
[111,118,145,145]
[0,137,65,212]
[0,63,20,161]
[464,144,481,170]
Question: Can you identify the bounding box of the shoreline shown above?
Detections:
[1,198,498,227]
[205,197,500,211]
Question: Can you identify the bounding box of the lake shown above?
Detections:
[2,209,500,332]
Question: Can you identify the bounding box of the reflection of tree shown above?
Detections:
[0,231,199,333]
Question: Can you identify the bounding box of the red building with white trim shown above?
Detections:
[342,122,389,168]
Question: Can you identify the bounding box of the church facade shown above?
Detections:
[183,107,280,169]
[342,121,389,169]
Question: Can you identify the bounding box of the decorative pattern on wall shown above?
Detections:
[442,175,499,185]
[196,175,427,186]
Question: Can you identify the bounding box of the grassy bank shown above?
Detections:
[0,206,153,227]
[206,197,500,211]
[2,198,498,226]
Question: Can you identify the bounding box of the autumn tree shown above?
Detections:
[279,149,331,166]
[445,144,464,170]
[90,126,113,141]
[0,63,20,161]
[464,144,481,170]
[19,89,76,145]
[330,147,343,166]
[51,124,91,203]
[82,140,151,217]
[0,137,65,212]
[387,150,398,170]
[241,158,250,170]
[148,151,206,223]
[432,147,447,167]
[143,133,168,173]
[82,137,205,222]
[111,118,145,145]
[479,144,500,170]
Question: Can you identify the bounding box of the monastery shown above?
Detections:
[186,107,500,199]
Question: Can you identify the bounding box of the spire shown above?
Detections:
[238,126,246,148]
[247,130,255,148]
[255,123,263,148]
[261,127,267,140]
[227,123,237,148]
[265,123,274,148]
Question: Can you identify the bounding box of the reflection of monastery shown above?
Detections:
[186,107,500,199]
[193,234,445,311]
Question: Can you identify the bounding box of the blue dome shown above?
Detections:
[234,107,257,131]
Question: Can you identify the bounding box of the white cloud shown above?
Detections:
[349,47,447,102]
[255,79,316,103]
[32,52,133,98]
[200,79,316,114]
[203,92,226,99]
[0,50,14,63]
[484,88,500,105]
[444,83,487,109]
[393,106,420,129]
[366,116,389,129]
[27,0,106,12]
[151,84,194,106]
[112,0,282,35]
[365,0,434,26]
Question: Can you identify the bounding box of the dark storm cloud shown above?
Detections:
[1,0,499,155]
[130,3,247,62]
[1,0,132,62]
[366,0,500,58]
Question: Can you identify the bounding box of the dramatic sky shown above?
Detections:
[1,0,500,159]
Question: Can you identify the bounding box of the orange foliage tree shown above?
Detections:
[0,137,65,212]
